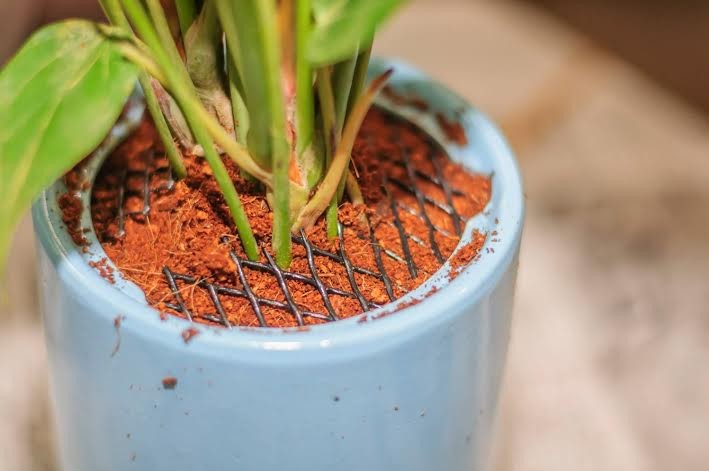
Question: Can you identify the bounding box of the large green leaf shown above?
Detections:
[308,0,407,66]
[0,20,138,271]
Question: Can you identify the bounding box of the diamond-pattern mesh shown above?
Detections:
[109,134,471,327]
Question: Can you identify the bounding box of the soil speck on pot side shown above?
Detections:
[359,284,440,324]
[449,231,487,277]
[91,108,491,328]
[89,258,115,284]
[58,192,88,247]
[60,163,93,247]
[282,325,311,333]
[435,112,468,146]
[162,377,178,390]
[111,314,126,357]
[181,327,200,344]
[382,85,429,112]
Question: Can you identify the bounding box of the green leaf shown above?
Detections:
[308,0,407,66]
[0,20,138,271]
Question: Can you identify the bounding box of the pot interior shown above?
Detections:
[41,59,516,332]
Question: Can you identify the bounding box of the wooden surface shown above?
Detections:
[528,0,709,114]
[1,1,708,469]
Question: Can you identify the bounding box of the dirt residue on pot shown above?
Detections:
[358,284,441,324]
[449,231,487,276]
[382,85,429,112]
[162,377,178,390]
[181,327,200,343]
[89,258,115,284]
[435,112,468,146]
[111,314,126,357]
[91,108,490,327]
[58,192,87,248]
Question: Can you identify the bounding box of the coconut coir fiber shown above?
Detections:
[91,108,490,327]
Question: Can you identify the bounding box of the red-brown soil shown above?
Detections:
[89,108,491,327]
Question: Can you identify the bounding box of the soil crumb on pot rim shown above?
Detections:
[87,107,491,328]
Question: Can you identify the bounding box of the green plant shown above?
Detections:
[0,0,407,271]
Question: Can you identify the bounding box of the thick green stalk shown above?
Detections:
[214,1,244,89]
[112,40,165,81]
[260,1,291,268]
[331,54,359,205]
[339,47,372,203]
[345,46,373,120]
[121,0,259,260]
[341,47,372,205]
[185,105,259,260]
[294,70,392,232]
[316,67,339,238]
[190,100,272,184]
[332,55,358,133]
[294,0,314,156]
[219,0,291,266]
[174,0,198,37]
[212,1,252,164]
[99,0,186,179]
[215,0,272,168]
[144,0,191,82]
[227,56,249,146]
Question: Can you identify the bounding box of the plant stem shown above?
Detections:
[189,96,272,185]
[174,0,197,37]
[121,0,259,260]
[331,54,358,205]
[112,41,165,81]
[219,0,291,266]
[227,55,249,147]
[123,4,268,184]
[345,46,373,120]
[144,0,188,74]
[294,69,392,232]
[346,171,364,205]
[215,0,271,168]
[339,46,372,203]
[294,0,314,156]
[99,0,186,179]
[315,67,339,238]
[188,107,259,260]
[142,75,187,178]
[333,56,358,133]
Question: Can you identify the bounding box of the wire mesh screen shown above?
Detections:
[113,148,175,238]
[107,127,472,327]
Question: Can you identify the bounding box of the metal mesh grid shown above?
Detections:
[115,148,174,238]
[110,134,471,327]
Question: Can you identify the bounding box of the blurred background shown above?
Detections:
[2,0,708,469]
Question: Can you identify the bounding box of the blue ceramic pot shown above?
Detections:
[33,59,523,471]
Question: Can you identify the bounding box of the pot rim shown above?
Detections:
[32,58,524,357]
